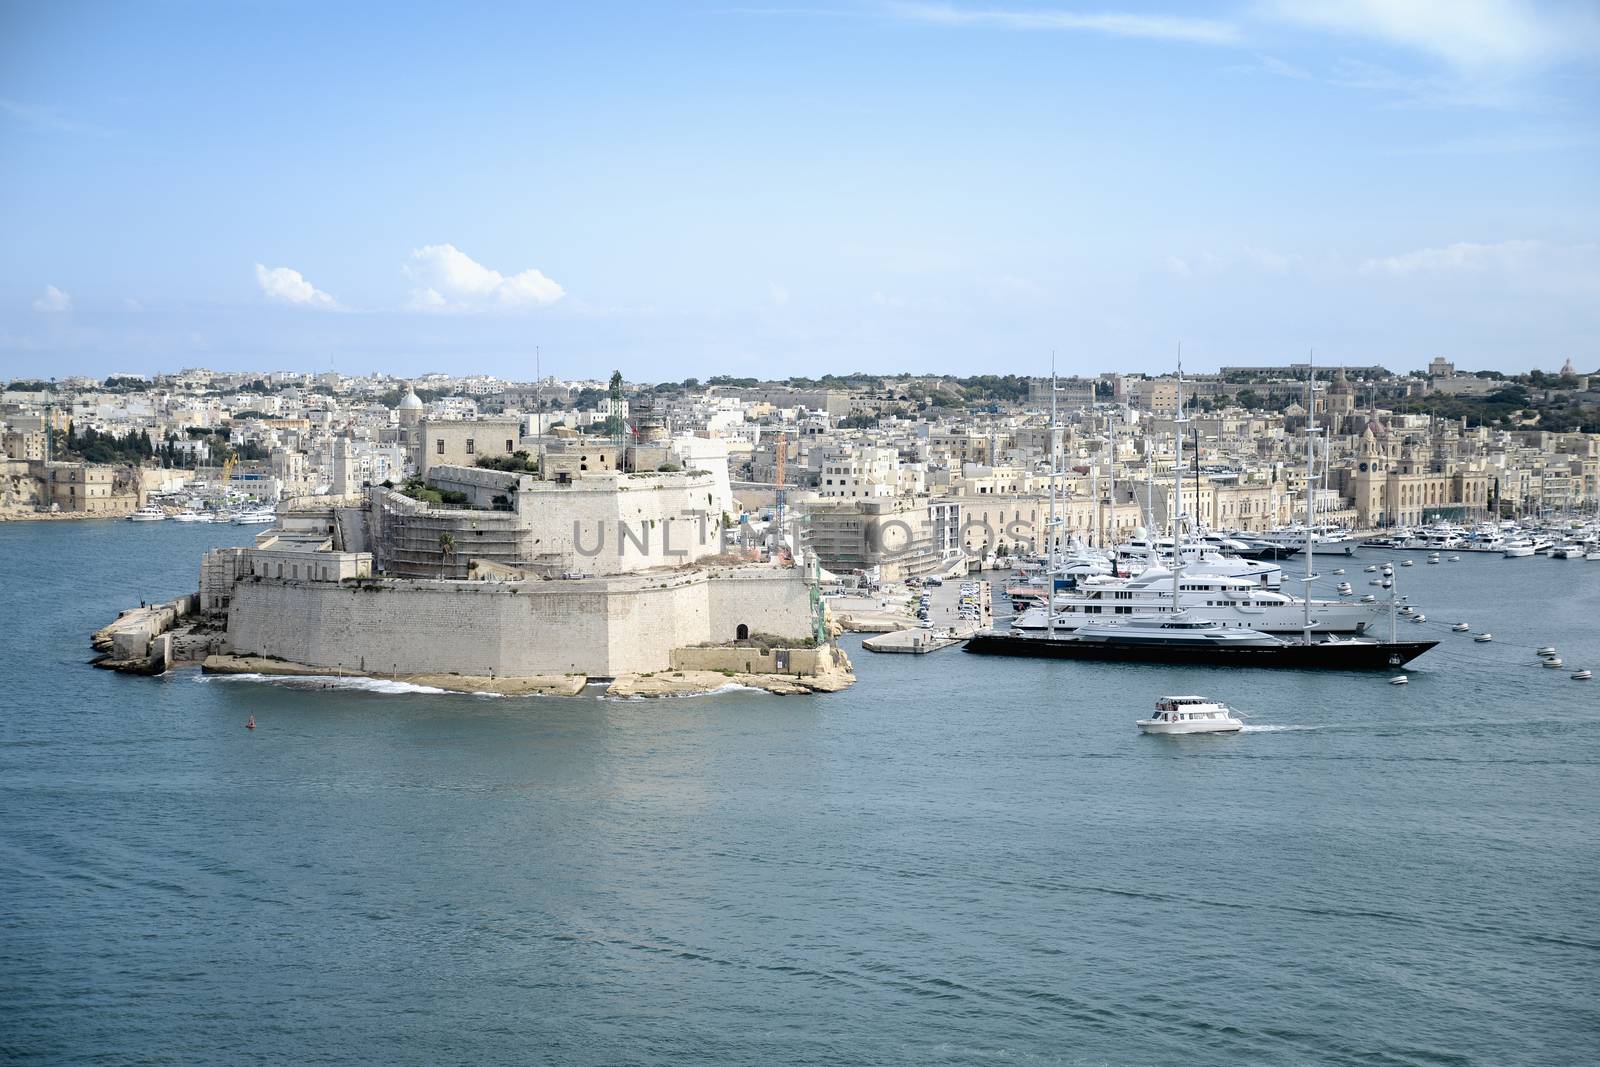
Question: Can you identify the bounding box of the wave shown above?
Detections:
[199,672,462,696]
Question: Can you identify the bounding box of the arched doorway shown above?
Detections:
[736,623,749,641]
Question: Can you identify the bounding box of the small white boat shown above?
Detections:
[1389,675,1408,685]
[1573,669,1593,681]
[1451,623,1470,632]
[1542,658,1564,669]
[127,505,166,522]
[1333,568,1346,576]
[1360,594,1377,603]
[171,511,209,523]
[1364,565,1377,573]
[1447,555,1460,562]
[1137,695,1243,735]
[1537,646,1558,657]
[1337,582,1353,595]
[1410,614,1426,623]
[231,507,276,526]
[1401,560,1415,567]
[1475,633,1494,643]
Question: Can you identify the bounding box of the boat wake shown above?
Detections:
[198,673,469,697]
[1238,723,1323,733]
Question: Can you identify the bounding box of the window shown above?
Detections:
[506,439,514,453]
[466,439,475,455]
[436,439,445,455]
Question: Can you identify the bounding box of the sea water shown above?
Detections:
[2,520,1597,1065]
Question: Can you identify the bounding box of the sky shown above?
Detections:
[2,1,1597,382]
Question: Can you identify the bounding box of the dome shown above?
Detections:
[398,385,423,411]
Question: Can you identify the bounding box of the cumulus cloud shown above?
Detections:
[255,263,338,308]
[32,285,71,313]
[891,2,1240,44]
[405,244,565,312]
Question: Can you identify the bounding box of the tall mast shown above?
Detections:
[1107,420,1117,551]
[1171,350,1184,614]
[1303,356,1316,643]
[1192,426,1201,541]
[1090,463,1099,548]
[1047,352,1058,639]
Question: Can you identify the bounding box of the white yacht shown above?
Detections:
[127,505,166,522]
[1250,524,1358,557]
[1137,695,1243,735]
[1012,567,1387,635]
[1071,612,1286,648]
[1502,538,1537,558]
[231,507,277,525]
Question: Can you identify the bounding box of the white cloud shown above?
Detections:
[32,285,71,313]
[255,263,338,308]
[122,297,144,312]
[405,244,565,312]
[0,98,112,135]
[1257,0,1600,69]
[889,2,1240,44]
[1359,239,1600,294]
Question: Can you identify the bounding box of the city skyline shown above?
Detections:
[3,1,1598,379]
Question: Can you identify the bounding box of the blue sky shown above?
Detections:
[2,1,1597,380]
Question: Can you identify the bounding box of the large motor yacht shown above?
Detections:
[1010,566,1385,635]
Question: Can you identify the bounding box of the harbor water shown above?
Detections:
[2,521,1597,1065]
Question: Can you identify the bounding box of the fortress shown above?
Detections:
[169,424,849,694]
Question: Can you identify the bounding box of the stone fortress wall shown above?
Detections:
[222,565,811,678]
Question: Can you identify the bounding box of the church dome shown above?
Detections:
[398,385,423,411]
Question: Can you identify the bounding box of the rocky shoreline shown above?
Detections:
[201,652,855,698]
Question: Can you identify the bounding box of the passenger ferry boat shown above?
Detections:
[1137,696,1243,735]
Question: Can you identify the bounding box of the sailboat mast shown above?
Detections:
[1047,354,1058,639]
[1303,358,1316,643]
[1172,354,1184,614]
[1107,421,1116,550]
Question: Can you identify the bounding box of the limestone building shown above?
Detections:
[199,458,823,680]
